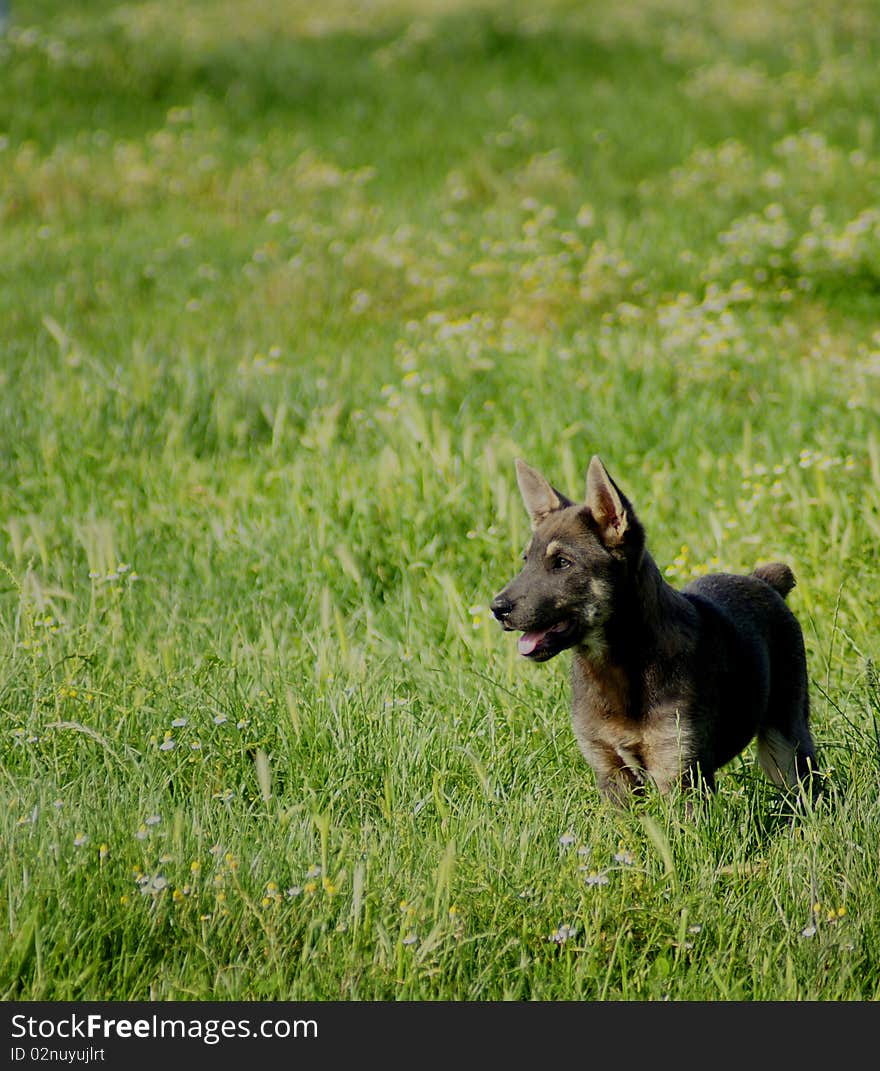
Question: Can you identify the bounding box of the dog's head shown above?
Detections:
[490,456,645,661]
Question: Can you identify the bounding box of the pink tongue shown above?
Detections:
[518,630,546,656]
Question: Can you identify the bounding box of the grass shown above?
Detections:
[1,0,880,1001]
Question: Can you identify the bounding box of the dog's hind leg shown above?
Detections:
[756,727,808,787]
[757,609,822,803]
[757,703,820,803]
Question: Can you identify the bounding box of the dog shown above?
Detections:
[491,455,820,806]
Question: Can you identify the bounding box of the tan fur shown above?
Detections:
[571,654,693,800]
[756,728,799,788]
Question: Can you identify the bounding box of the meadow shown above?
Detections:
[1,0,879,1001]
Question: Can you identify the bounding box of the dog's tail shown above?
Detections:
[753,562,796,599]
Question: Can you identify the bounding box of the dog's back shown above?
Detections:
[681,565,815,792]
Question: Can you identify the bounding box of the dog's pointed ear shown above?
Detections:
[515,458,570,528]
[585,456,629,547]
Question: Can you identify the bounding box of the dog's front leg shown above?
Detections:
[577,736,646,806]
[680,762,716,796]
[593,752,647,807]
[598,771,646,807]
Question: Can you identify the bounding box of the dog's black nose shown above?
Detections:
[491,595,513,621]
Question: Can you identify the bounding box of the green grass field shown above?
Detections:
[2,0,880,1001]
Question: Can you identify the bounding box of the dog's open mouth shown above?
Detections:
[517,619,576,661]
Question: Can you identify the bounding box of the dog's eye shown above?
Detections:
[554,556,572,570]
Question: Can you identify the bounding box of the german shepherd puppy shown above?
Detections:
[491,456,819,805]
